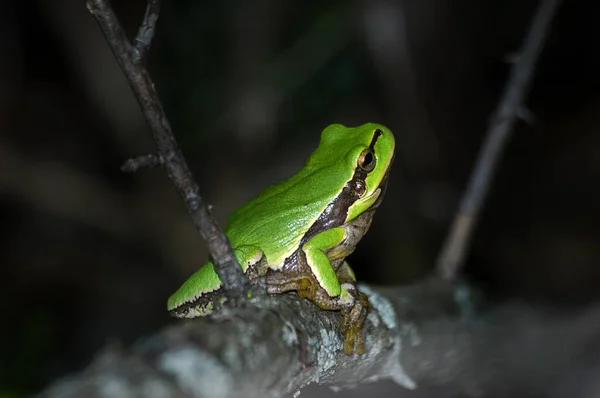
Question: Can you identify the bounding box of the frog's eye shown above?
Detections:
[358,148,376,172]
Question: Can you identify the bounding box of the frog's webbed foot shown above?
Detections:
[340,290,369,355]
[335,262,369,354]
[264,261,369,355]
[306,283,369,355]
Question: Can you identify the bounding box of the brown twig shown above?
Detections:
[86,0,246,295]
[436,0,562,281]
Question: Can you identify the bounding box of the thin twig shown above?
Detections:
[132,0,161,63]
[436,0,562,281]
[87,0,246,295]
[121,153,163,172]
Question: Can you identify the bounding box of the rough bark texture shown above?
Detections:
[39,278,600,397]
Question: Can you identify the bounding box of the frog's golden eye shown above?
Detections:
[358,148,376,172]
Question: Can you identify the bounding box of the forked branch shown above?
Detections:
[86,0,246,295]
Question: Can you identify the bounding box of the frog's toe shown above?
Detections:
[344,329,356,355]
[339,284,359,334]
[342,314,366,355]
[355,333,365,355]
[339,283,357,306]
[339,291,369,354]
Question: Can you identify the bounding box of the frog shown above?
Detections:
[167,123,395,355]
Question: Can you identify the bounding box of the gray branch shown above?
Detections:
[121,153,164,172]
[132,0,161,63]
[39,279,600,397]
[436,0,562,280]
[86,0,246,296]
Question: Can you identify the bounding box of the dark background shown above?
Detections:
[1,0,599,396]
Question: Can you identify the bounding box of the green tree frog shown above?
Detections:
[168,123,395,355]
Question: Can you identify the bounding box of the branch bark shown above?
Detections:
[86,0,246,296]
[39,278,600,397]
[132,0,161,63]
[70,1,590,398]
[436,0,562,281]
[121,153,163,172]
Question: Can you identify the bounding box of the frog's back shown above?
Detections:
[224,123,383,267]
[224,166,341,267]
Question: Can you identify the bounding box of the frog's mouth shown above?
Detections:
[368,169,390,209]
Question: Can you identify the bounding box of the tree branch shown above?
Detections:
[73,2,589,397]
[132,0,161,63]
[39,279,600,397]
[121,153,164,172]
[436,0,562,281]
[86,0,246,295]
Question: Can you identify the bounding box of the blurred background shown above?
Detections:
[1,0,599,396]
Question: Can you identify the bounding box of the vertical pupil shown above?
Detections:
[363,152,373,166]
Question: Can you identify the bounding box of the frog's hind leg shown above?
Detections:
[265,271,315,299]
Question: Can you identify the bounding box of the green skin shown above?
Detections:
[168,123,395,355]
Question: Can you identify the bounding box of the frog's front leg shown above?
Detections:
[307,280,369,355]
[303,227,368,354]
[265,227,347,300]
[267,269,368,354]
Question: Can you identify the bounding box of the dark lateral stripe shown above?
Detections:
[300,129,383,247]
[369,129,383,150]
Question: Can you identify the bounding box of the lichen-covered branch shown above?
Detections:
[39,279,600,397]
[86,0,245,295]
[436,0,562,280]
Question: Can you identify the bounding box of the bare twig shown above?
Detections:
[132,0,161,63]
[39,279,600,397]
[121,153,163,172]
[86,0,246,295]
[436,0,562,281]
